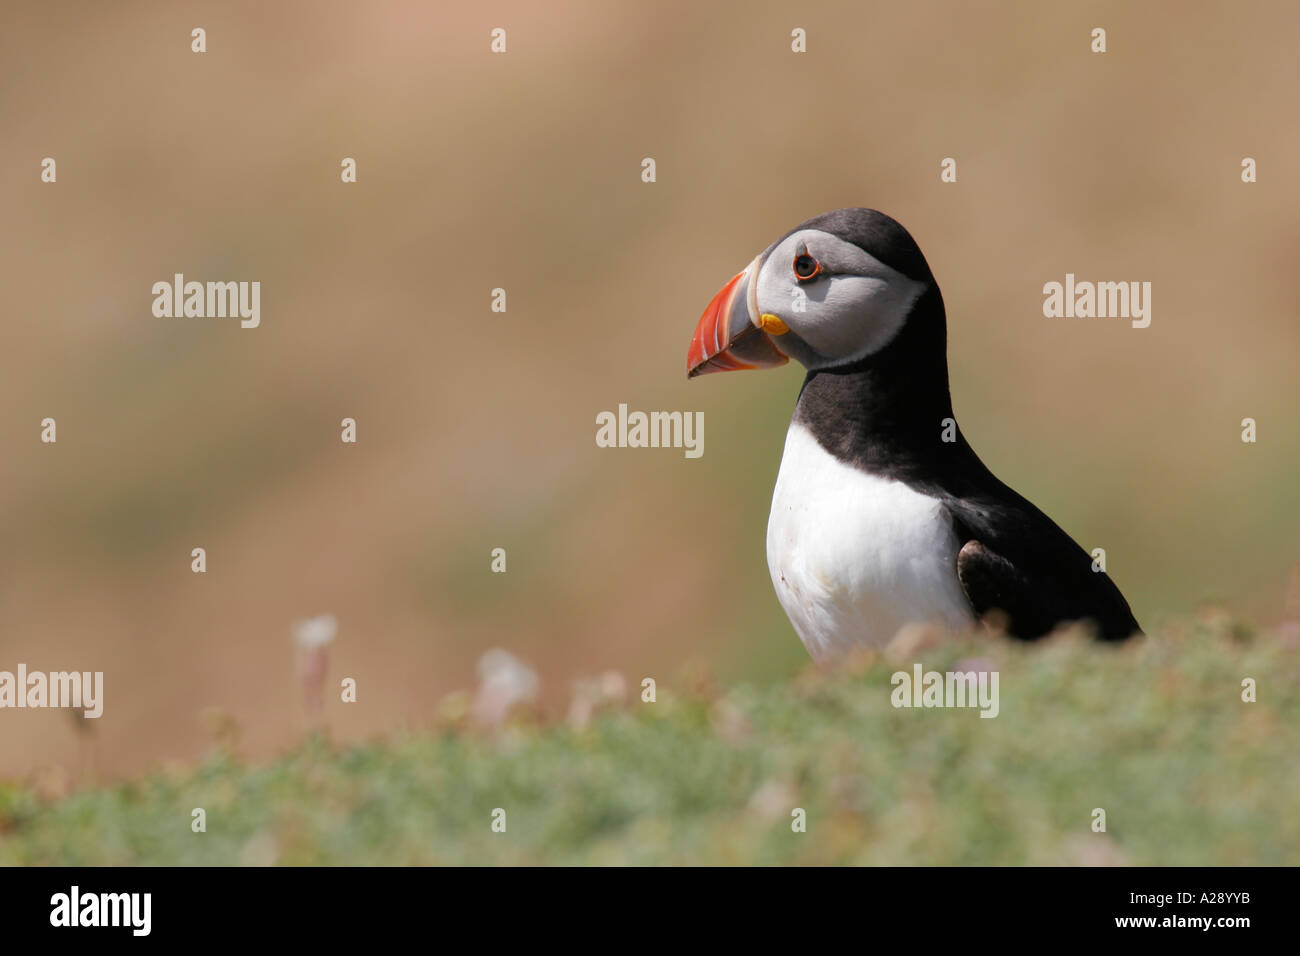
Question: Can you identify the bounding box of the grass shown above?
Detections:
[1,614,1296,865]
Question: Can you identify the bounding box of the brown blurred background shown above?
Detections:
[1,0,1297,779]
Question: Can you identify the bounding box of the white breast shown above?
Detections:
[766,423,974,663]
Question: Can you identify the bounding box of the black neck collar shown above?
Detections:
[791,285,976,488]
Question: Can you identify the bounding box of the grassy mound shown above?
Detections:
[1,616,1296,865]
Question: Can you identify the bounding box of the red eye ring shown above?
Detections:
[793,251,822,281]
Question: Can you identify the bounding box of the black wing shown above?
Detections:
[945,495,1141,641]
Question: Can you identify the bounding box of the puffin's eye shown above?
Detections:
[793,252,822,281]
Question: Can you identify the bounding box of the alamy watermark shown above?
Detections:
[890,663,999,718]
[152,274,260,328]
[1042,274,1151,328]
[50,886,150,936]
[595,403,703,459]
[0,664,103,718]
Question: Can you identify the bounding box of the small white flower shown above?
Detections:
[477,649,539,695]
[293,614,337,649]
[473,649,539,727]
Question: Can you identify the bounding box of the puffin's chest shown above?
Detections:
[765,423,974,661]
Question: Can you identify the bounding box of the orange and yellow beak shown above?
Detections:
[687,255,790,378]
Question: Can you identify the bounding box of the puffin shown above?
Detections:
[686,208,1140,664]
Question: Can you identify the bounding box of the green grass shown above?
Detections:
[1,615,1296,865]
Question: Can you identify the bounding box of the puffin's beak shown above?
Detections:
[687,255,790,378]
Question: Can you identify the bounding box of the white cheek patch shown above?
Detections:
[756,230,927,368]
[799,274,915,361]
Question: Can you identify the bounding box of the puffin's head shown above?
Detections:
[687,208,937,377]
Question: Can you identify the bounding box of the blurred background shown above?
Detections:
[1,0,1297,780]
